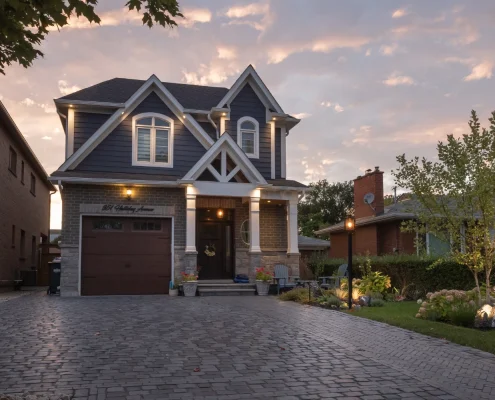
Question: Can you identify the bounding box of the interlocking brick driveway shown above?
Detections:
[0,293,494,400]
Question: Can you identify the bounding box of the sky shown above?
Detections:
[1,0,494,229]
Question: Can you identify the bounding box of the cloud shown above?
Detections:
[343,125,372,146]
[223,2,273,33]
[334,104,344,113]
[383,72,415,86]
[225,3,269,18]
[179,8,212,28]
[392,8,408,18]
[41,103,56,114]
[182,63,239,86]
[380,43,399,56]
[58,80,81,95]
[320,101,332,107]
[365,48,372,56]
[41,136,52,140]
[292,113,311,119]
[464,61,493,81]
[20,98,35,107]
[217,46,237,60]
[268,35,371,64]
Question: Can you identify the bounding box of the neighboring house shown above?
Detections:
[49,229,61,243]
[50,65,307,296]
[298,235,330,258]
[315,167,450,258]
[0,101,55,286]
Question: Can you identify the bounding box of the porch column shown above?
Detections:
[249,194,262,253]
[185,190,197,253]
[287,199,299,254]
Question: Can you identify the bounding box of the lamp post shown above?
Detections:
[345,216,355,309]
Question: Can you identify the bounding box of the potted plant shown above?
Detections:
[255,267,273,296]
[181,271,198,297]
[169,281,179,297]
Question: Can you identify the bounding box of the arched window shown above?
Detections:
[237,116,259,158]
[132,113,174,167]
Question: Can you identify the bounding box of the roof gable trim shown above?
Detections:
[216,65,284,114]
[181,133,267,184]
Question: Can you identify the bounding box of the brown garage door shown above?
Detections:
[81,217,172,295]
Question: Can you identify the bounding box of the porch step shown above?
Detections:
[197,281,256,296]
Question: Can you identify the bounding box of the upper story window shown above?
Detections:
[132,113,174,168]
[237,117,259,158]
[21,161,25,184]
[8,146,17,176]
[30,173,36,196]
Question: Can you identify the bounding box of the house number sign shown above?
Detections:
[101,204,155,213]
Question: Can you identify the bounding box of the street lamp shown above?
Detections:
[345,216,355,309]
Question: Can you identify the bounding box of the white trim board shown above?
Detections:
[58,75,214,172]
[181,132,267,185]
[77,213,175,295]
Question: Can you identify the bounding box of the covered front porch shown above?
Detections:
[177,184,301,282]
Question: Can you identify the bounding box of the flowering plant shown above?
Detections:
[416,289,478,326]
[255,267,273,282]
[181,271,198,282]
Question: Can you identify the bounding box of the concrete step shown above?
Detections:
[198,288,256,296]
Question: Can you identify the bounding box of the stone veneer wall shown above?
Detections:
[60,184,186,296]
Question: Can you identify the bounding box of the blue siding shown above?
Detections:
[75,92,207,179]
[74,112,111,152]
[275,128,281,179]
[226,83,272,179]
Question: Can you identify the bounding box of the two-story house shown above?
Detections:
[0,101,55,287]
[50,66,306,296]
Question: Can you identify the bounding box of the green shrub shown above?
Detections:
[370,299,386,307]
[279,288,309,303]
[316,294,341,308]
[416,289,478,327]
[322,255,478,299]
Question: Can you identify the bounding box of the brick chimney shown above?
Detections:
[353,166,384,219]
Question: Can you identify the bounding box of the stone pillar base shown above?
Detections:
[60,244,80,297]
[175,248,198,281]
[248,252,262,281]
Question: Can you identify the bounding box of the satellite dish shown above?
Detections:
[364,193,375,205]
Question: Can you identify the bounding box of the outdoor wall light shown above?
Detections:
[126,189,132,200]
[217,209,224,218]
[345,216,355,231]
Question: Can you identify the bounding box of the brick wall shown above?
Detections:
[234,200,287,250]
[0,122,51,281]
[61,185,186,246]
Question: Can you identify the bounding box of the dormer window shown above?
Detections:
[237,116,259,158]
[132,113,174,167]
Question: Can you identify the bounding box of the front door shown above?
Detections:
[196,209,234,280]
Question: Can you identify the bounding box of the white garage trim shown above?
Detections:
[78,214,175,296]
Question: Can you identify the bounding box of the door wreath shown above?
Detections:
[204,244,216,257]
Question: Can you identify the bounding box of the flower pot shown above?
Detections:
[169,288,178,297]
[256,280,270,296]
[182,281,198,297]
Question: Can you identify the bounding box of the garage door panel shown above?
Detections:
[81,217,172,295]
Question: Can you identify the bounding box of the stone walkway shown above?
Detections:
[0,293,493,399]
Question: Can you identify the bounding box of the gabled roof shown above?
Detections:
[181,133,267,184]
[298,235,330,250]
[0,101,56,191]
[56,78,229,111]
[58,75,215,171]
[216,65,284,113]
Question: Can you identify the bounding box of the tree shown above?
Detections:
[0,0,183,74]
[393,111,495,304]
[298,180,353,237]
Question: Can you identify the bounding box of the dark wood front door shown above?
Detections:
[81,217,171,295]
[197,221,233,280]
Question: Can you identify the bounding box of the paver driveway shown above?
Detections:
[0,293,494,400]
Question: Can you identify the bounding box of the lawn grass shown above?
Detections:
[349,301,495,355]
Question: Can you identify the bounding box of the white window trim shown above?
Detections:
[132,112,174,168]
[237,116,259,159]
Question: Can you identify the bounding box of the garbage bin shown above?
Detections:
[48,259,61,295]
